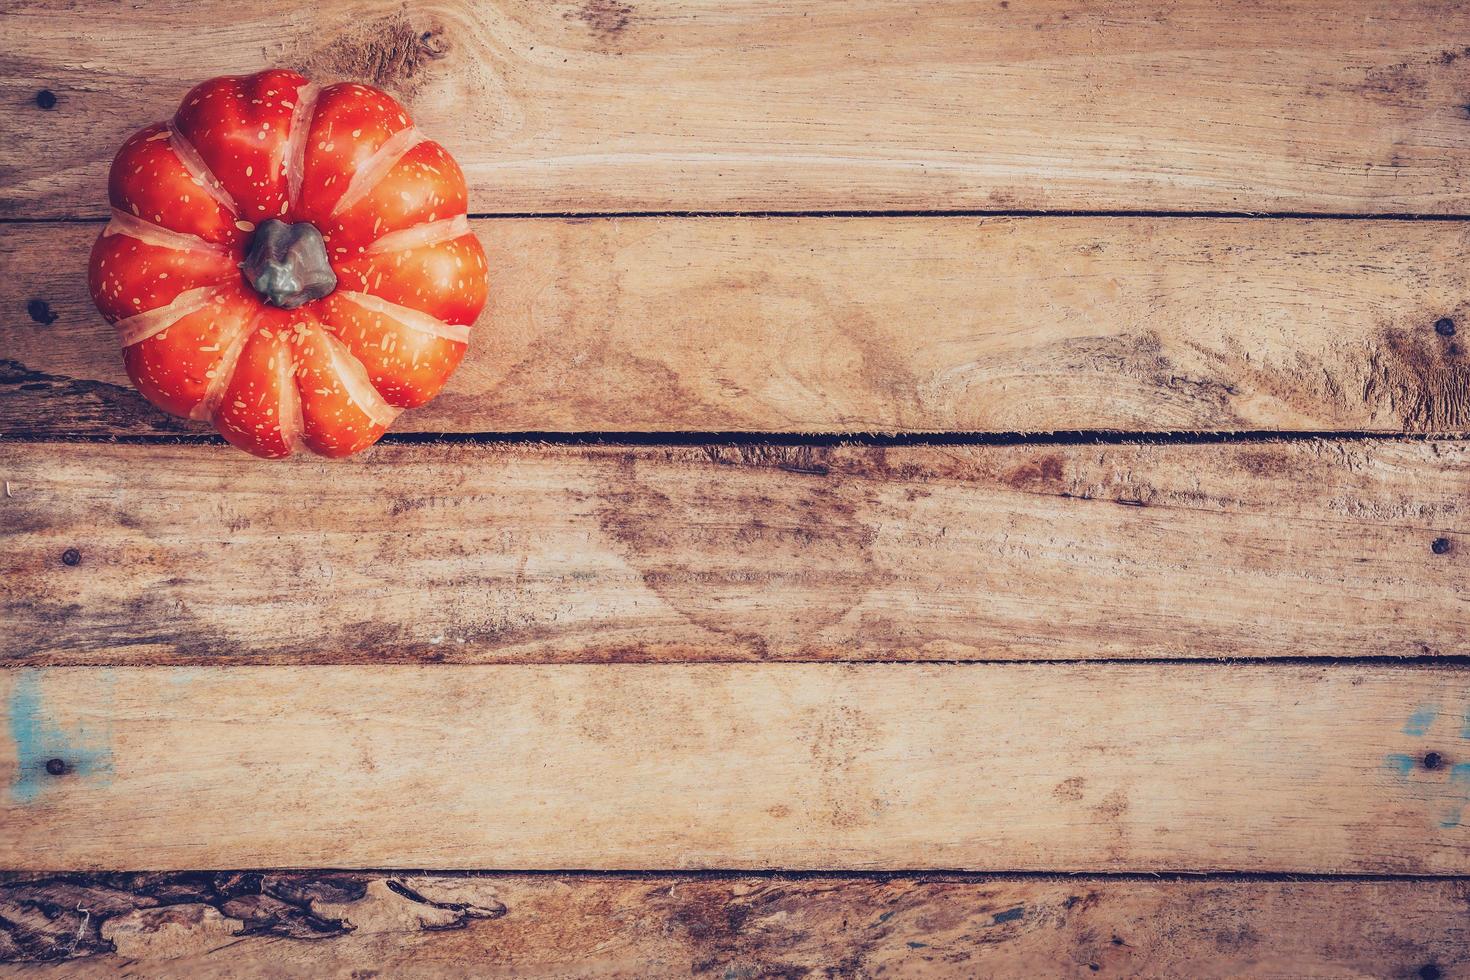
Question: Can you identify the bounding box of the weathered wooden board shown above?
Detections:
[0,873,1464,977]
[5,0,1470,216]
[6,218,1470,436]
[3,664,1470,871]
[2,440,1464,665]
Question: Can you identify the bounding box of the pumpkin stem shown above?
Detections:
[240,219,337,309]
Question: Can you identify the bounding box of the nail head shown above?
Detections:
[44,758,66,776]
[34,89,57,110]
[1432,537,1452,555]
[61,548,81,566]
[1434,317,1457,337]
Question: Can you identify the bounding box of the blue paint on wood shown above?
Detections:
[1403,704,1440,736]
[1443,764,1470,829]
[7,670,113,804]
[1384,753,1418,778]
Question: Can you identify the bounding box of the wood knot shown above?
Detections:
[26,299,58,325]
[291,14,451,97]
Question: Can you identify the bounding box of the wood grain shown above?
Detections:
[6,218,1470,436]
[0,872,1464,977]
[5,0,1470,216]
[3,439,1467,665]
[4,663,1470,871]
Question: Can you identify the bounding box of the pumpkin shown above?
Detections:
[88,70,487,458]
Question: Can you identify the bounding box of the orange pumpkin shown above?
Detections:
[89,70,487,458]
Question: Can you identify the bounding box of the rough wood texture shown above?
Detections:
[4,664,1470,871]
[0,873,1464,977]
[3,440,1465,665]
[6,219,1470,436]
[5,0,1470,216]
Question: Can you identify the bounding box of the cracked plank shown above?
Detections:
[0,873,1465,976]
[5,1,1470,215]
[4,218,1470,436]
[4,664,1470,871]
[1,440,1465,664]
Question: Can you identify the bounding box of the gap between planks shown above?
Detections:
[15,209,1470,222]
[4,430,1468,447]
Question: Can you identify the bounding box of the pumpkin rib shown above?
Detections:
[114,284,227,348]
[277,335,306,455]
[189,306,261,422]
[313,291,467,410]
[364,214,472,256]
[328,124,424,220]
[165,119,239,218]
[332,290,471,344]
[333,233,487,327]
[320,329,402,429]
[104,209,232,258]
[89,234,240,324]
[283,83,321,215]
[107,123,242,245]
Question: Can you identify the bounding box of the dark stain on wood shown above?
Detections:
[1005,453,1067,492]
[0,359,196,437]
[1365,325,1470,430]
[1054,776,1087,801]
[595,447,890,655]
[569,0,635,43]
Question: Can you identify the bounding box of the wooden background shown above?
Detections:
[3,0,1469,975]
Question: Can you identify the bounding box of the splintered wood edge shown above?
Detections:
[0,872,1463,974]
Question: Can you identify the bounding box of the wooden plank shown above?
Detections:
[2,440,1465,665]
[6,218,1470,437]
[5,0,1470,216]
[0,873,1464,977]
[3,664,1470,871]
